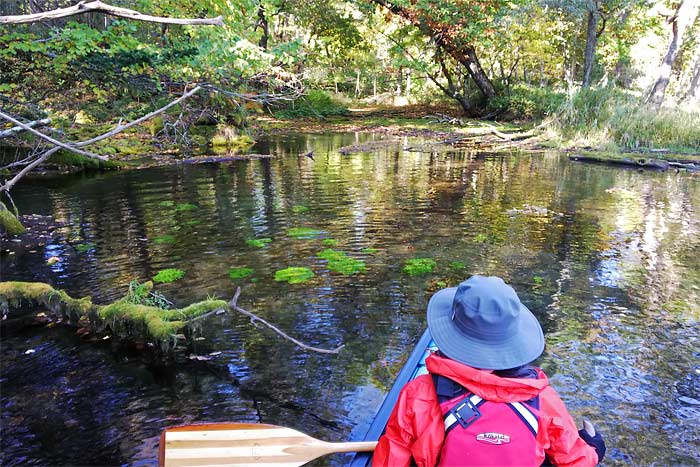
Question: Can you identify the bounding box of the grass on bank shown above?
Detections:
[492,85,700,155]
[550,87,700,154]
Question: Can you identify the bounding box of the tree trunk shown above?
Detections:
[442,43,496,98]
[582,10,599,88]
[684,54,700,100]
[648,0,699,106]
[257,4,269,50]
[369,0,497,99]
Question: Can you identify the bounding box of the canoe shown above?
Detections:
[348,329,436,467]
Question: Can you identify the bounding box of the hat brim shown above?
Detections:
[427,287,545,370]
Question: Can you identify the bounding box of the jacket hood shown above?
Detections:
[426,353,549,403]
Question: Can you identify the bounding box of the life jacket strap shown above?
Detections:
[508,401,539,436]
[444,393,483,432]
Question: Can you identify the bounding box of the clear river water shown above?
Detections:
[1,132,699,466]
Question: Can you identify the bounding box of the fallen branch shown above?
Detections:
[485,124,537,141]
[0,118,51,139]
[0,86,204,194]
[74,85,203,147]
[0,1,224,25]
[0,110,105,160]
[1,148,58,193]
[229,287,344,354]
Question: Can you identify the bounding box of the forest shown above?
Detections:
[2,0,699,152]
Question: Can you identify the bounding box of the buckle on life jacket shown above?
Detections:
[451,396,482,428]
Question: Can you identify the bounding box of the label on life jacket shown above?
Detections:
[434,375,540,467]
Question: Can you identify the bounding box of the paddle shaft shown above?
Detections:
[326,441,377,453]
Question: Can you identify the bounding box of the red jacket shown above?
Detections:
[373,353,599,467]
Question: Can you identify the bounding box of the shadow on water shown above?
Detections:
[1,133,699,466]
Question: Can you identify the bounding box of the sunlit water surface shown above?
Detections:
[1,133,699,466]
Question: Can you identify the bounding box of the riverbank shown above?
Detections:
[3,103,700,177]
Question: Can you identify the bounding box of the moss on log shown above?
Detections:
[0,281,229,351]
[0,200,26,235]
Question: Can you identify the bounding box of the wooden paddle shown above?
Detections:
[159,422,378,467]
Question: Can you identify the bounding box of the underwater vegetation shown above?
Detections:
[361,247,378,254]
[175,203,198,212]
[229,267,255,280]
[159,201,175,208]
[317,249,366,275]
[292,205,310,214]
[403,258,437,276]
[274,267,315,284]
[246,237,272,248]
[153,268,186,283]
[322,239,339,247]
[74,243,95,253]
[449,261,466,270]
[153,235,176,245]
[287,227,324,238]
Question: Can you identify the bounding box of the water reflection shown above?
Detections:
[1,134,699,466]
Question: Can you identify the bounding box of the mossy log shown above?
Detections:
[0,281,228,353]
[0,200,26,234]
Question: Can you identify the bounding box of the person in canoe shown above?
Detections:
[373,275,606,467]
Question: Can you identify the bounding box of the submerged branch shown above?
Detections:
[0,1,224,26]
[229,287,344,354]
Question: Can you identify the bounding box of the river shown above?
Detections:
[1,132,699,466]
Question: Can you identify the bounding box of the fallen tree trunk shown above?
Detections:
[0,281,343,358]
[0,1,224,25]
[569,154,670,170]
[0,118,51,139]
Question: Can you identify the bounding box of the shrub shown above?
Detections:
[274,90,348,118]
[488,85,565,119]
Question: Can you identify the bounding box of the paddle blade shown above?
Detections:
[159,422,376,467]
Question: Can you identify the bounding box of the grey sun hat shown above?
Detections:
[426,275,545,370]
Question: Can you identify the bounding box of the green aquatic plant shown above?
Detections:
[124,280,171,309]
[153,235,176,245]
[322,239,339,247]
[75,242,95,253]
[318,249,366,275]
[229,267,255,280]
[153,268,186,284]
[274,267,315,284]
[449,261,466,270]
[287,227,324,238]
[533,275,545,285]
[175,203,198,212]
[158,201,175,208]
[474,233,488,243]
[292,205,310,214]
[403,258,437,276]
[246,237,272,248]
[185,220,201,226]
[361,247,378,254]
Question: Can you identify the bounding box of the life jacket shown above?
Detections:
[432,374,541,467]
